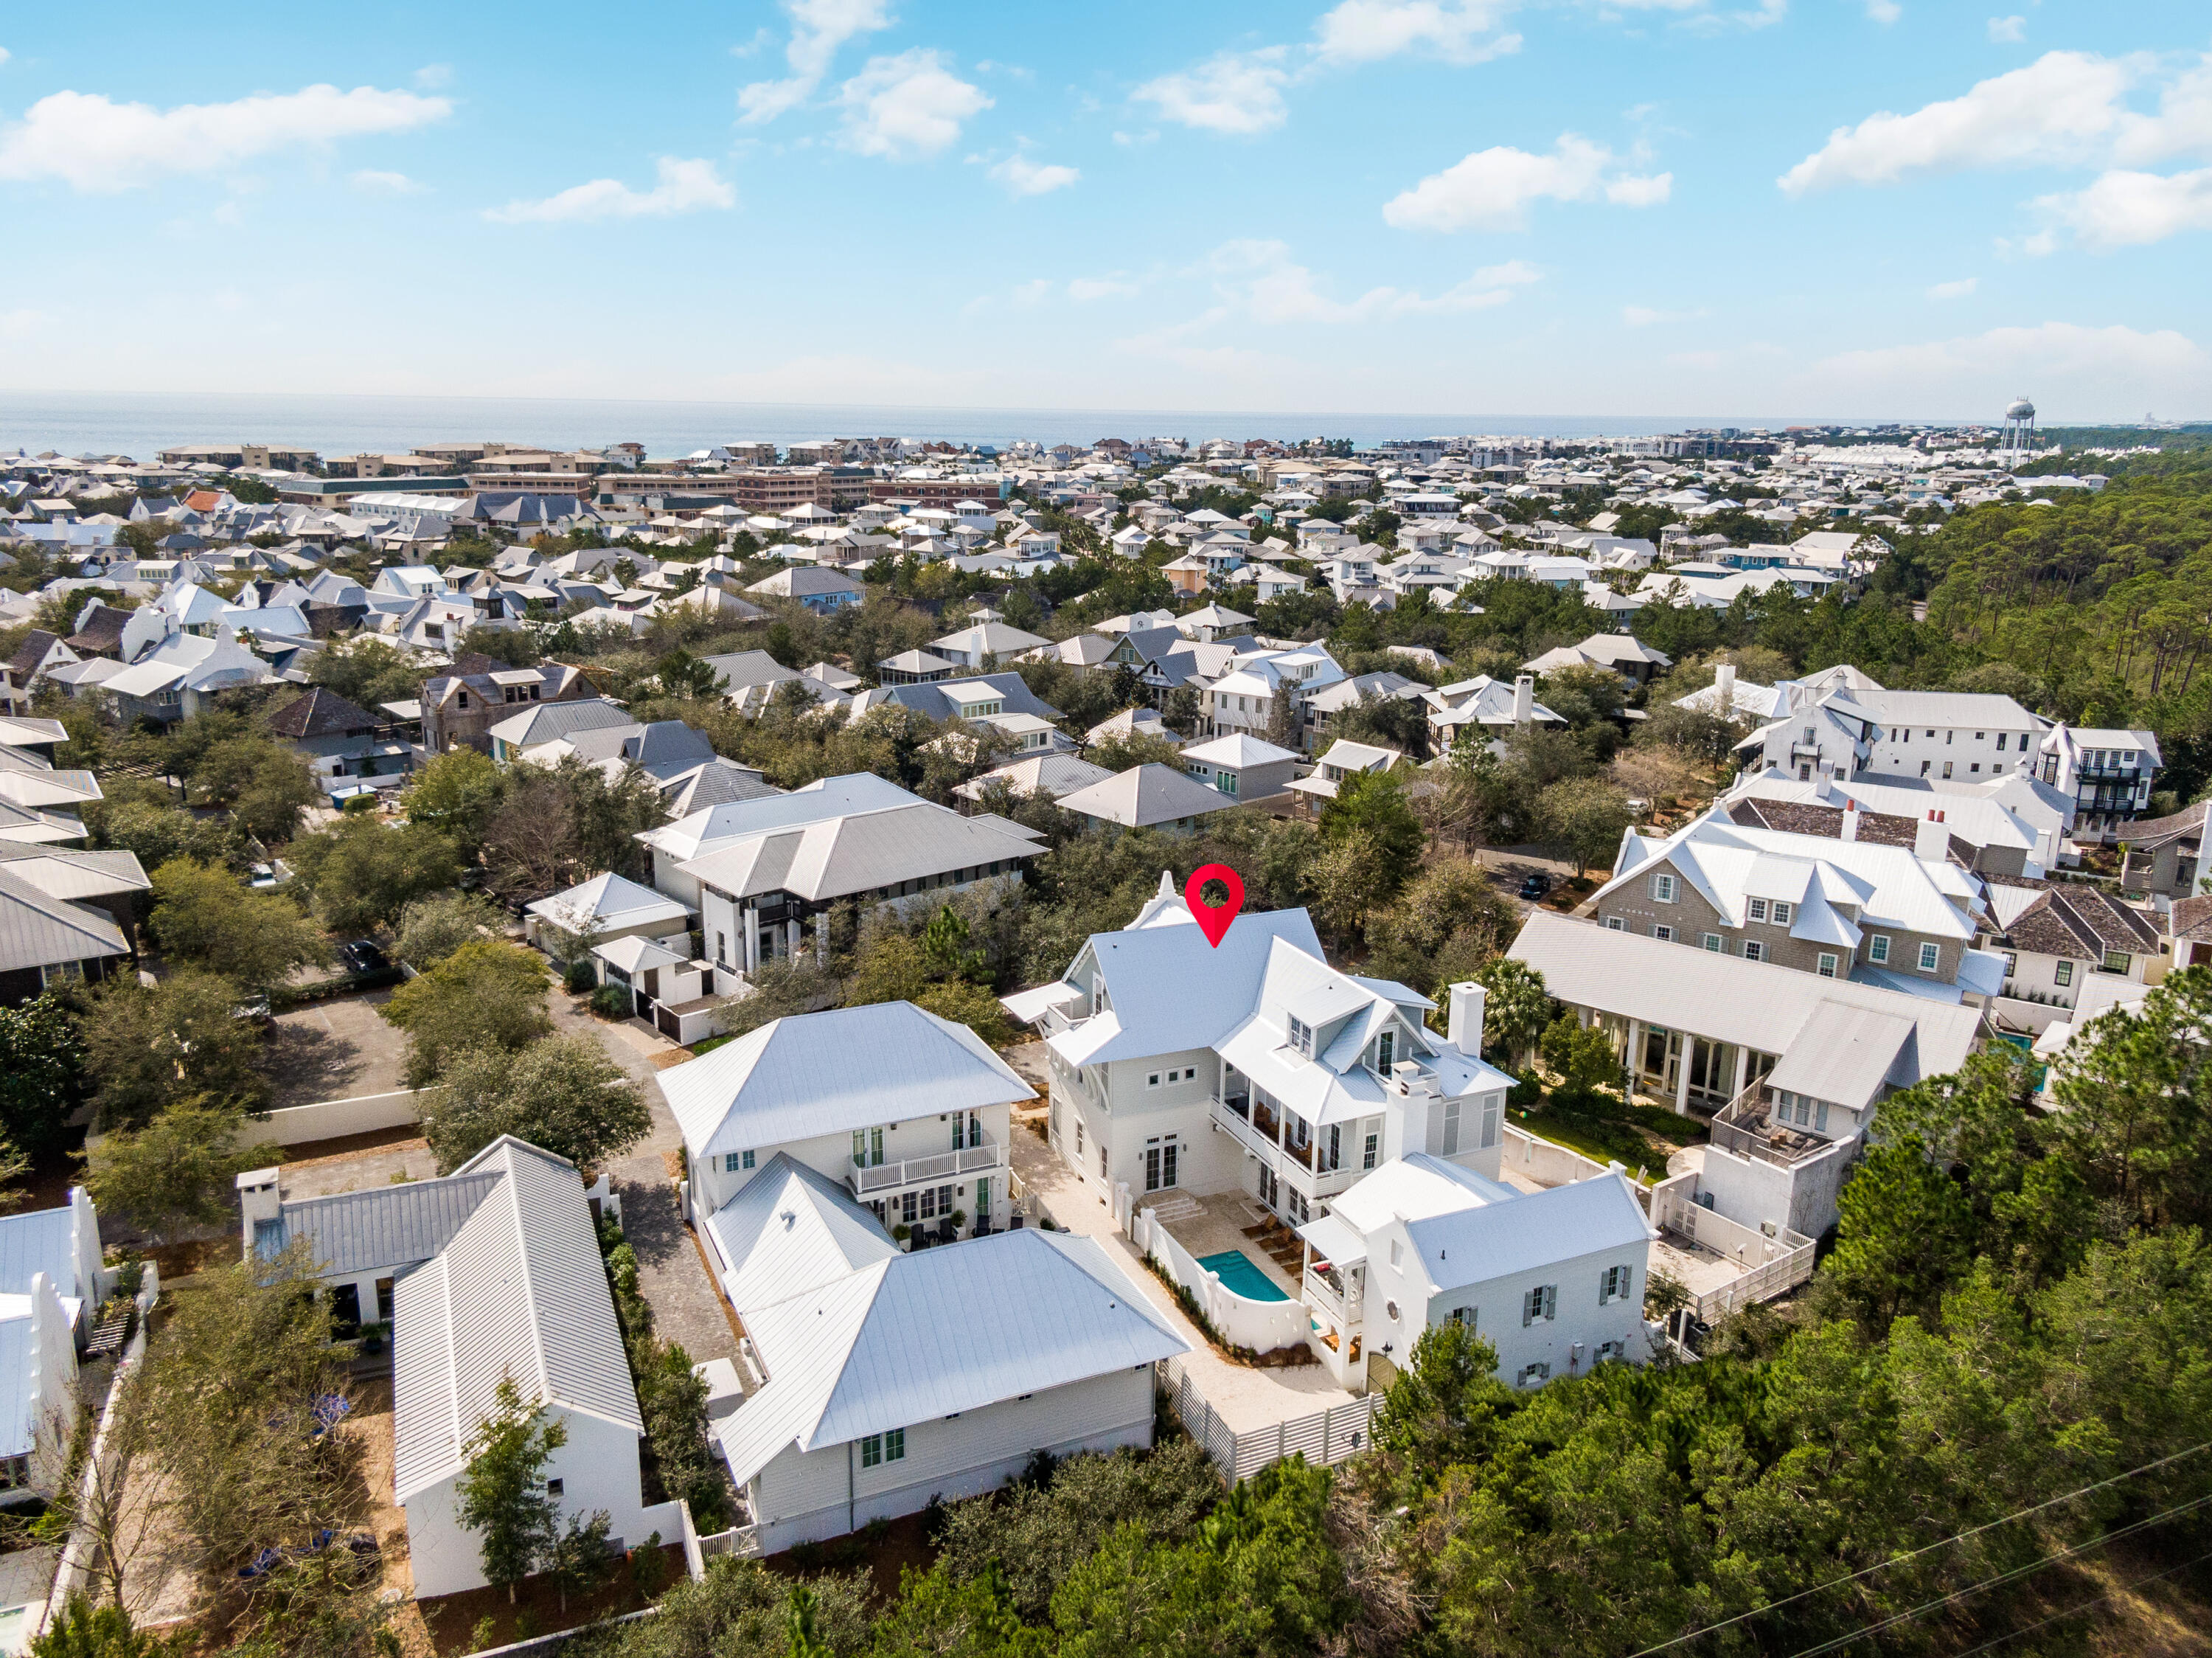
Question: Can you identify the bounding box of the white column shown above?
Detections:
[1674,1041,1694,1117]
[1732,1044,1751,1104]
[786,920,802,960]
[742,906,759,975]
[1626,1020,1644,1097]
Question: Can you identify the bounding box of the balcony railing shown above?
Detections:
[1304,1263,1360,1325]
[848,1135,1005,1197]
[1707,1083,1844,1170]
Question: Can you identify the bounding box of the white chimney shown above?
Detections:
[237,1167,282,1256]
[1915,809,1950,864]
[1714,662,1736,710]
[1512,673,1534,725]
[1447,982,1487,1057]
[1841,805,1860,842]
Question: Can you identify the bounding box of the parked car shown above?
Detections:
[338,940,389,977]
[1518,873,1553,901]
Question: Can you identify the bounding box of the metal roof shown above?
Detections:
[486,697,634,747]
[260,1172,504,1279]
[0,1200,78,1300]
[392,1138,641,1501]
[661,1002,1034,1160]
[1055,763,1240,828]
[675,797,1042,903]
[1510,912,1983,1106]
[0,864,129,973]
[715,1228,1185,1486]
[705,1154,900,1313]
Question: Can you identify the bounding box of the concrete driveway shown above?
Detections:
[268,991,408,1109]
[549,992,740,1364]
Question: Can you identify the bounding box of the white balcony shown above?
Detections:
[848,1136,1005,1198]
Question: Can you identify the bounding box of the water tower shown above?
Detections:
[2000,395,2037,464]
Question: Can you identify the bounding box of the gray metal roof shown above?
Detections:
[0,864,129,973]
[0,1199,79,1301]
[1057,763,1241,828]
[260,1172,504,1279]
[487,696,634,747]
[392,1138,641,1500]
[662,1002,1034,1159]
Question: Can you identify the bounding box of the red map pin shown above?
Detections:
[1184,864,1245,948]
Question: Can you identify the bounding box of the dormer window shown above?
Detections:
[1771,901,1793,926]
[1375,1030,1395,1073]
[1287,1016,1314,1058]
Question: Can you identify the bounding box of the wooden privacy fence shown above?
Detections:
[1157,1354,1380,1485]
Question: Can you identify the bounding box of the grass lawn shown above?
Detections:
[688,1033,736,1056]
[1510,1109,1663,1184]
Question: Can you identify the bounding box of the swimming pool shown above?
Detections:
[1197,1249,1290,1303]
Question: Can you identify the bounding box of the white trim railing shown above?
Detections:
[848,1136,1005,1197]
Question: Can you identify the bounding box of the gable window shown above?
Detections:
[1441,1097,1462,1155]
[2055,960,2075,987]
[1652,924,1674,943]
[1522,1285,1557,1325]
[723,1151,754,1173]
[2103,951,2130,974]
[1817,953,1838,979]
[1600,1264,1632,1305]
[1375,1030,1395,1072]
[1651,873,1677,903]
[1869,934,1891,965]
[1917,941,1941,974]
[1742,940,1764,963]
[1747,898,1769,923]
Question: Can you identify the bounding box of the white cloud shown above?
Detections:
[1812,320,2209,409]
[1927,277,1978,298]
[1204,239,1538,323]
[1132,49,1290,136]
[738,0,895,124]
[1311,1,1521,67]
[349,168,424,194]
[0,83,451,192]
[1010,278,1054,305]
[1863,0,1901,24]
[1778,50,2158,195]
[413,63,452,90]
[1987,15,2025,43]
[1382,135,1670,229]
[1068,274,1141,300]
[0,49,12,68]
[1621,304,1708,325]
[837,49,990,159]
[990,153,1079,196]
[2033,167,2212,249]
[484,156,734,224]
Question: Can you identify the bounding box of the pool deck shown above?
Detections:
[1150,1190,1302,1297]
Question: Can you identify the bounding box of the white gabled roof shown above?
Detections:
[1056,763,1239,828]
[391,1138,641,1502]
[714,1227,1184,1487]
[525,870,691,933]
[661,1002,1034,1160]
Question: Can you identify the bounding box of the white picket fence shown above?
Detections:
[1157,1354,1381,1485]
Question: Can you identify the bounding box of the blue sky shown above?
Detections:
[1,1,2208,422]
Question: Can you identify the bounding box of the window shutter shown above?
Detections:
[1521,1289,1534,1327]
[1543,1285,1557,1320]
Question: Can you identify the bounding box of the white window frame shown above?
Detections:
[1772,901,1794,926]
[1518,1362,1551,1388]
[1747,898,1768,923]
[1522,1284,1558,1325]
[1600,1264,1632,1305]
[1918,940,1941,974]
[1650,873,1677,903]
[1652,924,1674,943]
[1742,940,1764,963]
[1702,934,1722,952]
[1817,953,1838,979]
[1869,934,1891,965]
[1604,915,1627,932]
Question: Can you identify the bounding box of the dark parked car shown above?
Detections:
[1518,873,1553,901]
[339,940,389,977]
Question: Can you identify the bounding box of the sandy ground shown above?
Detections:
[1011,1124,1358,1434]
[268,991,410,1111]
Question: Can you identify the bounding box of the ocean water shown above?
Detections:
[0,390,1788,462]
